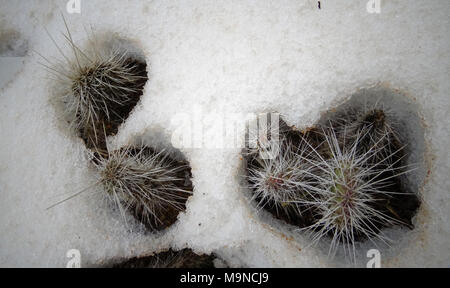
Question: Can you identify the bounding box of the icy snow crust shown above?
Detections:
[0,0,449,267]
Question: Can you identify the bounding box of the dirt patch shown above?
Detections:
[111,249,216,268]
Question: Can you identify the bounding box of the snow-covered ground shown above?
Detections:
[0,0,449,267]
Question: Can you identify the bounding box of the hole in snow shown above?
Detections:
[46,28,148,154]
[242,86,424,261]
[110,249,218,268]
[93,135,194,232]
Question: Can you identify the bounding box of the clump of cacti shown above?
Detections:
[244,109,419,261]
[44,19,193,232]
[94,144,193,231]
[41,17,147,153]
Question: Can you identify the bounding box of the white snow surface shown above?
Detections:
[0,0,449,267]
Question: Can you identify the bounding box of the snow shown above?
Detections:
[0,0,449,267]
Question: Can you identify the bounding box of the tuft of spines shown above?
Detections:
[65,50,146,147]
[40,18,147,152]
[298,126,412,260]
[94,144,193,231]
[246,139,314,216]
[331,105,400,164]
